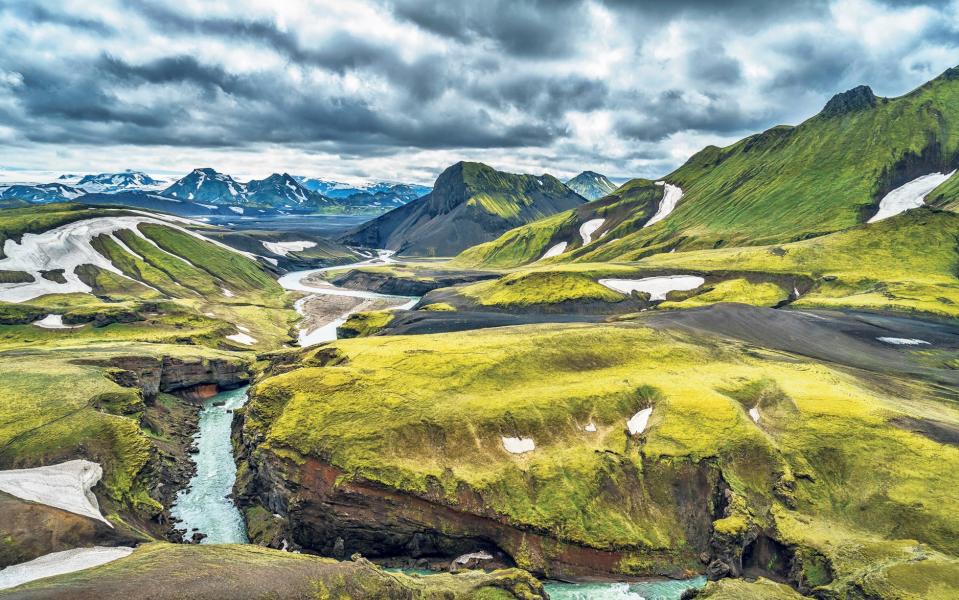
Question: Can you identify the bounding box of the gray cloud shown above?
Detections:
[0,0,957,182]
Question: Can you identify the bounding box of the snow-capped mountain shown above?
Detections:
[245,173,330,208]
[71,171,165,193]
[0,183,85,203]
[565,171,618,200]
[296,177,431,208]
[162,168,246,203]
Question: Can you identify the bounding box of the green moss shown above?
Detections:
[459,270,625,307]
[421,302,457,312]
[660,279,789,309]
[337,310,395,338]
[696,577,807,599]
[713,515,749,537]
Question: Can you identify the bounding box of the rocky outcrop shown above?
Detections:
[820,85,879,117]
[75,355,249,400]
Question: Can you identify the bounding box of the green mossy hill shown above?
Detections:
[243,322,959,589]
[0,542,547,599]
[337,310,395,338]
[341,161,586,256]
[457,268,628,308]
[639,209,959,317]
[457,65,959,266]
[0,343,248,529]
[456,179,664,268]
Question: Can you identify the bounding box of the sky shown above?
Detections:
[0,0,957,185]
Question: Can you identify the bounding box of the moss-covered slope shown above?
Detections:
[239,322,959,594]
[0,542,547,599]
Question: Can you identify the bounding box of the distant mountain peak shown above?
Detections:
[821,85,878,117]
[566,170,617,200]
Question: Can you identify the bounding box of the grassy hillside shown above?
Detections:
[243,322,959,595]
[341,161,586,256]
[456,179,663,268]
[459,67,959,269]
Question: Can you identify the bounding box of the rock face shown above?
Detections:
[341,161,586,256]
[77,355,249,399]
[237,440,723,580]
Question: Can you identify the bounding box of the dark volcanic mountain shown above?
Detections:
[565,171,617,200]
[340,161,587,256]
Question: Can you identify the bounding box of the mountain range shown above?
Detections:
[0,169,435,216]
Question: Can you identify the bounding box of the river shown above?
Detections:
[277,250,419,346]
[169,386,249,544]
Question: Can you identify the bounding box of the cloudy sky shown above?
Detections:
[1,0,957,185]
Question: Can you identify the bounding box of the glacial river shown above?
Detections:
[169,386,249,544]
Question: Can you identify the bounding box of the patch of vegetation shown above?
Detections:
[659,279,790,310]
[337,310,395,338]
[458,270,626,307]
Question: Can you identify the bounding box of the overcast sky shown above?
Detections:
[0,0,957,185]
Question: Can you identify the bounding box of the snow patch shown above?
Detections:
[749,407,761,423]
[868,170,956,223]
[579,218,605,245]
[229,206,244,214]
[598,275,705,301]
[226,332,257,345]
[262,240,317,256]
[221,287,235,298]
[502,437,535,454]
[0,460,111,525]
[32,314,81,329]
[645,183,683,227]
[877,337,930,346]
[584,422,597,433]
[627,407,652,435]
[538,241,567,260]
[0,546,134,591]
[454,551,494,564]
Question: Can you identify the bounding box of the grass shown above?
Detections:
[337,310,395,338]
[659,279,789,309]
[457,268,629,307]
[245,321,959,581]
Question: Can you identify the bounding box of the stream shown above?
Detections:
[171,257,706,597]
[277,250,419,346]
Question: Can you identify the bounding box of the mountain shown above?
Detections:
[340,161,587,256]
[72,171,165,193]
[162,168,246,203]
[296,177,431,209]
[460,65,959,267]
[75,190,271,218]
[244,173,331,209]
[0,182,85,203]
[565,170,617,200]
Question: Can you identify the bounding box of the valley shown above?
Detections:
[1,62,958,600]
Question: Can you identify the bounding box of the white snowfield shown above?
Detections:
[0,546,134,591]
[877,337,930,346]
[226,332,257,345]
[579,218,605,245]
[0,214,256,303]
[262,240,317,256]
[453,551,493,565]
[32,314,82,329]
[501,437,535,454]
[599,275,705,301]
[868,170,956,223]
[538,241,567,260]
[645,183,683,227]
[627,407,652,435]
[0,460,111,525]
